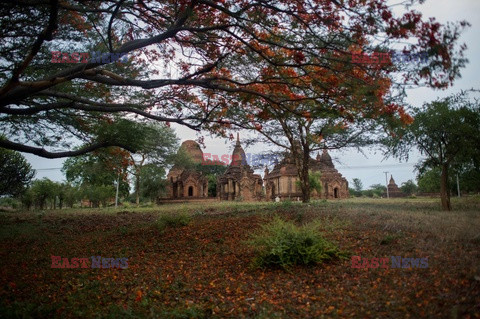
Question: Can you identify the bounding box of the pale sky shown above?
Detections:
[26,0,480,190]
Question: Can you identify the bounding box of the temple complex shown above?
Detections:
[165,138,350,202]
[216,135,264,201]
[263,149,349,201]
[165,140,208,199]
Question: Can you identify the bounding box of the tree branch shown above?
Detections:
[0,138,137,159]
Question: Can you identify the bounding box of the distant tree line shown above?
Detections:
[0,124,183,210]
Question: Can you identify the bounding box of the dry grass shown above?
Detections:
[0,197,479,318]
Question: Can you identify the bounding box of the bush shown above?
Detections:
[247,217,345,269]
[276,199,294,211]
[0,197,20,209]
[156,212,191,231]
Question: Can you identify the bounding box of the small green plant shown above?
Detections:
[380,234,396,245]
[156,212,191,231]
[277,199,293,211]
[247,217,345,269]
[193,210,205,216]
[160,305,209,319]
[118,226,129,235]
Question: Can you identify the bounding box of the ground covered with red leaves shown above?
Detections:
[0,200,479,318]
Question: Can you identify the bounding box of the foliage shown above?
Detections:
[0,197,20,210]
[457,164,480,193]
[368,184,387,197]
[81,184,115,208]
[20,188,34,210]
[195,163,227,197]
[247,217,344,270]
[156,213,192,232]
[129,123,178,205]
[417,167,442,193]
[29,178,57,210]
[139,164,167,202]
[218,6,468,203]
[418,165,480,195]
[0,148,35,196]
[348,188,356,197]
[61,183,81,208]
[352,178,364,196]
[295,171,322,196]
[0,1,468,159]
[21,179,80,210]
[309,171,323,196]
[401,180,418,195]
[63,147,130,199]
[385,91,480,210]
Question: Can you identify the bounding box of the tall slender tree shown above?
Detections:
[385,91,480,210]
[129,122,178,205]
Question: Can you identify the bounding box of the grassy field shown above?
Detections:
[0,197,479,318]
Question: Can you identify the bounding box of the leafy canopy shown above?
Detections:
[0,148,35,196]
[0,0,468,158]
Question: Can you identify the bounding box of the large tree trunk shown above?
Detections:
[299,145,311,203]
[440,163,451,211]
[300,162,310,203]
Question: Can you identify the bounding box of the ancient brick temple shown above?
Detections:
[384,175,406,198]
[216,135,263,201]
[166,140,208,199]
[264,149,349,201]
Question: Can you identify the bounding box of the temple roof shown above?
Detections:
[264,149,347,184]
[319,149,334,167]
[218,134,262,182]
[179,140,204,164]
[231,133,246,166]
[389,175,397,186]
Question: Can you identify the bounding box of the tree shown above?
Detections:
[129,123,178,205]
[62,183,80,208]
[309,171,323,197]
[456,164,480,194]
[295,170,323,197]
[417,167,442,193]
[369,184,387,197]
[62,147,131,201]
[400,180,418,196]
[20,188,34,211]
[0,148,35,196]
[418,165,480,195]
[352,178,363,197]
[211,3,467,202]
[139,164,167,203]
[0,1,468,160]
[386,91,480,210]
[30,178,57,210]
[196,163,228,197]
[81,184,116,208]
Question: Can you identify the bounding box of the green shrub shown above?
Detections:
[156,212,191,231]
[247,217,345,269]
[0,197,20,209]
[276,199,294,211]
